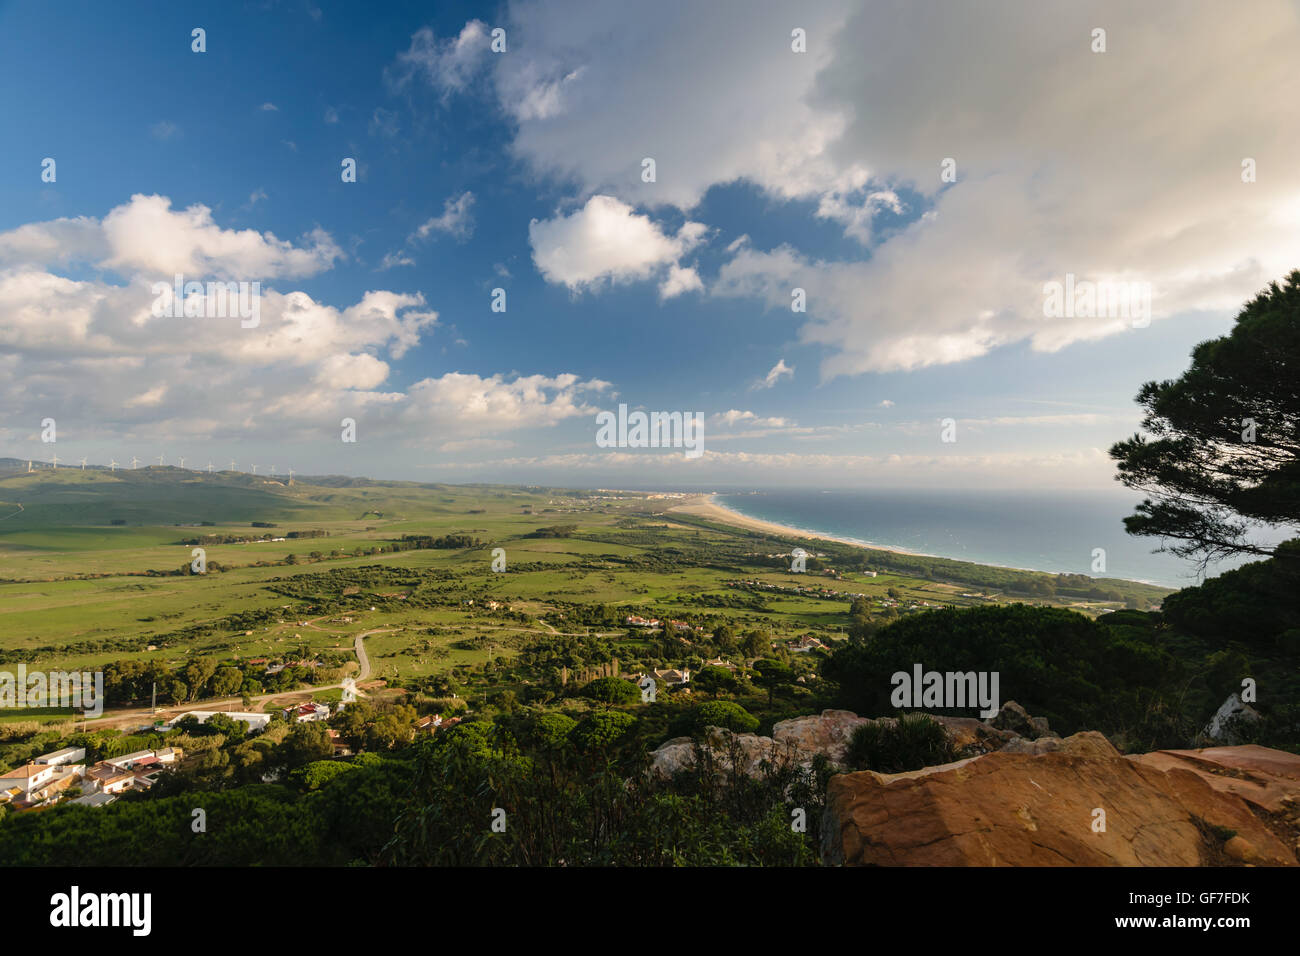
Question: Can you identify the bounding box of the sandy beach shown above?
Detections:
[668,493,923,557]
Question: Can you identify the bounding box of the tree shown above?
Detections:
[583,676,639,707]
[752,659,794,706]
[206,713,246,740]
[693,666,739,698]
[693,700,759,733]
[280,722,333,767]
[1109,270,1300,567]
[211,666,244,698]
[570,711,635,751]
[740,630,769,661]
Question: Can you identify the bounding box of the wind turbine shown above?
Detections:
[26,460,32,473]
[79,457,87,470]
[109,460,118,472]
[251,463,258,474]
[269,464,276,477]
[288,467,294,485]
[206,461,213,473]
[178,456,186,470]
[50,453,59,469]
[130,456,140,470]
[228,459,236,472]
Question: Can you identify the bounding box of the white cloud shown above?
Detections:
[0,196,602,448]
[439,437,516,453]
[0,194,341,280]
[710,409,792,429]
[150,121,180,141]
[419,0,1300,378]
[529,195,705,292]
[659,264,702,300]
[259,102,279,112]
[757,359,794,389]
[402,372,611,434]
[412,191,476,242]
[387,21,492,100]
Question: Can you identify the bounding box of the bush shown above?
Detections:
[693,701,759,734]
[844,714,957,773]
[582,676,639,706]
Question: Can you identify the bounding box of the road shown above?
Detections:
[79,626,399,728]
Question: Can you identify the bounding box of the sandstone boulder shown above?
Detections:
[823,738,1299,866]
[771,709,873,761]
[1127,744,1300,813]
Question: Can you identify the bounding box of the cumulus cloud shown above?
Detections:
[0,195,342,280]
[0,196,608,446]
[418,0,1300,379]
[710,409,792,429]
[402,372,611,434]
[529,195,705,292]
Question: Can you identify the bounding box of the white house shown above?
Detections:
[35,747,86,766]
[0,763,57,799]
[282,702,331,723]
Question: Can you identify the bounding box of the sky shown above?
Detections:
[1,0,1298,490]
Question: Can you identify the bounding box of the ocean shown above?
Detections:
[711,488,1281,589]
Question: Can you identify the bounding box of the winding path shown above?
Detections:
[79,626,399,727]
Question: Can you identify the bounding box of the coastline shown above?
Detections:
[667,493,926,558]
[666,493,1170,587]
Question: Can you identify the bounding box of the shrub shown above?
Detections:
[693,701,759,734]
[844,713,957,773]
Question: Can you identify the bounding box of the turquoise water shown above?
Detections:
[713,488,1282,589]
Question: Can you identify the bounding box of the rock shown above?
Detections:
[989,700,1052,740]
[823,739,1299,866]
[648,728,793,779]
[1203,693,1262,744]
[931,715,1016,754]
[650,704,1068,782]
[1223,836,1259,863]
[1000,731,1118,757]
[1126,745,1300,813]
[771,709,873,762]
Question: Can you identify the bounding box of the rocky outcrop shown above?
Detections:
[1127,745,1300,813]
[1202,693,1262,744]
[989,700,1058,741]
[823,737,1300,866]
[771,709,872,761]
[648,704,1060,777]
[647,728,791,778]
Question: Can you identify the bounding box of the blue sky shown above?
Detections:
[1,0,1297,489]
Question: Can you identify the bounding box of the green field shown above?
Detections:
[0,464,1171,712]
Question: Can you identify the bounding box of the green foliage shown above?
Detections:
[293,760,357,791]
[692,701,758,734]
[844,714,957,773]
[693,666,740,698]
[570,711,636,751]
[1110,269,1300,563]
[823,604,1173,735]
[582,676,639,706]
